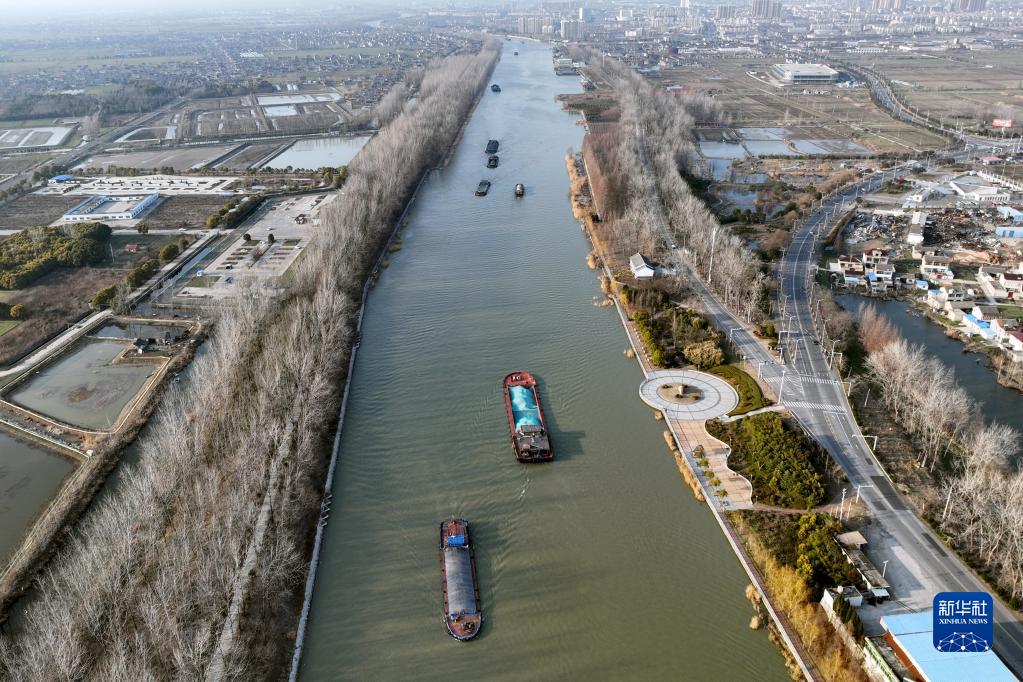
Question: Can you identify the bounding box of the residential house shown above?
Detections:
[862,248,888,267]
[920,252,954,281]
[868,264,895,291]
[998,272,1023,297]
[629,253,655,279]
[1006,330,1023,354]
[972,304,1001,321]
[962,313,995,340]
[978,265,1011,300]
[907,211,926,245]
[991,317,1020,343]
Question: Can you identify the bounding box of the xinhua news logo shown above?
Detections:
[933,592,994,653]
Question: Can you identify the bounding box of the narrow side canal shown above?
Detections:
[299,44,786,680]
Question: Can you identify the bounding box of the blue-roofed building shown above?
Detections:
[48,174,74,185]
[879,611,1015,682]
[997,206,1023,224]
[962,313,994,341]
[997,225,1023,239]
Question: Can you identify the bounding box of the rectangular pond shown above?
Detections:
[260,135,371,170]
[0,430,75,564]
[7,339,157,431]
[92,322,184,341]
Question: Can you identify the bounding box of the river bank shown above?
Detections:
[569,147,824,681]
[0,44,502,679]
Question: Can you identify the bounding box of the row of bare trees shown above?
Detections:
[585,52,765,323]
[0,41,500,680]
[861,305,1023,601]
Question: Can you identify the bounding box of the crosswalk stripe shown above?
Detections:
[786,401,845,413]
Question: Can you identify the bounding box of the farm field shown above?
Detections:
[842,49,1023,132]
[143,195,229,230]
[0,194,75,230]
[654,59,948,153]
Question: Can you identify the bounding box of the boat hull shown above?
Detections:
[503,371,554,463]
[440,518,482,641]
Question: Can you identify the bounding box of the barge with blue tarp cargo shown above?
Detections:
[440,518,482,641]
[503,371,554,462]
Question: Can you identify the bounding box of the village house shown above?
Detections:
[998,272,1023,298]
[920,252,954,281]
[862,248,888,267]
[990,317,1020,343]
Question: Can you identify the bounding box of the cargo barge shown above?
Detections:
[487,155,499,168]
[475,180,491,196]
[503,371,554,462]
[491,84,501,92]
[485,139,499,154]
[440,518,482,641]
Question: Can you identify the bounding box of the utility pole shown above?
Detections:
[839,486,847,521]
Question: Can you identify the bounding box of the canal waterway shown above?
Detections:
[299,43,786,680]
[0,430,74,564]
[837,296,1023,438]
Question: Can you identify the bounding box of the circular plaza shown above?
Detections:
[638,369,738,421]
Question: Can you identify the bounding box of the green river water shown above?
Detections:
[298,42,787,681]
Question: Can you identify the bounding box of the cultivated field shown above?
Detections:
[843,49,1023,132]
[0,195,75,230]
[654,59,948,153]
[143,195,228,230]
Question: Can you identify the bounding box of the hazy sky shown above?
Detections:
[0,0,370,22]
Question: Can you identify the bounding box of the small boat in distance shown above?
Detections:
[491,84,501,92]
[514,183,525,197]
[503,372,553,462]
[440,518,482,641]
[514,50,519,56]
[487,155,499,168]
[475,180,491,196]
[485,139,499,154]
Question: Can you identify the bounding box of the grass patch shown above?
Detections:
[708,364,771,416]
[0,320,20,337]
[187,275,219,288]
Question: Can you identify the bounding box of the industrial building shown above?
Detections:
[877,611,1013,682]
[771,63,839,85]
[62,193,159,222]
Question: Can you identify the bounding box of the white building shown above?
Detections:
[630,253,656,279]
[771,63,838,85]
[62,193,159,222]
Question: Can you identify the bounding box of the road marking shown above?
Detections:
[785,401,844,413]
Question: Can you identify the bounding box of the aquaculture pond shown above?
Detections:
[7,339,156,431]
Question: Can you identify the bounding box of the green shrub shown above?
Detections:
[708,413,826,509]
[159,243,181,263]
[91,285,117,309]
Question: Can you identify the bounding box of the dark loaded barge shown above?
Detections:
[440,518,482,641]
[485,139,499,154]
[503,371,554,463]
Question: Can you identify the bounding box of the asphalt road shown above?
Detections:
[633,127,1023,674]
